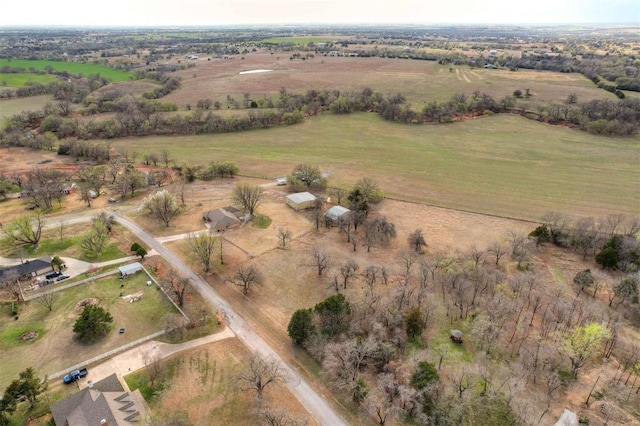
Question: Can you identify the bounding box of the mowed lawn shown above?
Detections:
[0,59,133,82]
[111,113,640,220]
[0,272,176,389]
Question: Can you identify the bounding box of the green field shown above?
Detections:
[0,73,58,87]
[0,59,133,82]
[112,113,640,220]
[0,95,55,120]
[260,37,339,45]
[0,271,176,389]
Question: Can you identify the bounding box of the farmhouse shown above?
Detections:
[50,373,150,425]
[203,206,243,232]
[118,262,143,277]
[0,258,52,281]
[286,192,317,210]
[324,205,350,224]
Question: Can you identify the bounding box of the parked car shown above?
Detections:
[63,368,88,384]
[56,274,70,282]
[42,279,54,286]
[275,177,287,186]
[45,271,62,280]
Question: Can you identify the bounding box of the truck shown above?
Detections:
[63,368,88,384]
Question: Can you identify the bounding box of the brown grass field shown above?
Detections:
[148,337,316,425]
[166,52,609,108]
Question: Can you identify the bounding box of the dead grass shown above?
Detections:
[151,337,316,425]
[165,52,607,109]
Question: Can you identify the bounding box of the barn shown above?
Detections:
[285,192,317,211]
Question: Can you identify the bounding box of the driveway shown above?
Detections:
[76,327,235,391]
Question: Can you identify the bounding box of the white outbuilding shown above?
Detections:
[285,192,317,210]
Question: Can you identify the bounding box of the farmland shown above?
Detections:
[0,24,639,426]
[111,112,640,220]
[167,53,608,108]
[0,59,134,82]
[0,73,57,87]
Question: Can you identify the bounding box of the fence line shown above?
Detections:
[47,330,165,381]
[23,269,120,301]
[140,265,189,321]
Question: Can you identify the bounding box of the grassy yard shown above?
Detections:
[0,59,134,82]
[0,271,176,389]
[0,222,130,263]
[111,113,640,220]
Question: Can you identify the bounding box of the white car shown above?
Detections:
[275,178,287,186]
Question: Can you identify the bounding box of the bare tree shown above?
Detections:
[487,240,507,266]
[306,246,331,277]
[328,186,348,205]
[3,212,46,248]
[236,354,286,399]
[229,264,263,295]
[187,231,217,273]
[140,190,181,227]
[277,228,293,249]
[233,183,262,217]
[257,407,308,426]
[340,260,359,289]
[142,349,164,387]
[57,220,65,242]
[35,285,57,312]
[160,149,171,167]
[161,268,190,307]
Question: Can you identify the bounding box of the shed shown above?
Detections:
[450,330,463,343]
[324,205,350,224]
[285,192,317,211]
[118,262,143,277]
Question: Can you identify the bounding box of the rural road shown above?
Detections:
[114,214,347,426]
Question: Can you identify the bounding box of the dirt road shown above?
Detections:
[114,214,347,426]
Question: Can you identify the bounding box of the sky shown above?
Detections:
[1,0,638,27]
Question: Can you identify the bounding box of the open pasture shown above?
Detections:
[0,59,133,82]
[111,113,640,220]
[0,95,56,120]
[168,52,608,108]
[0,270,176,389]
[0,73,57,87]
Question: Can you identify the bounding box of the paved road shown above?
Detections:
[114,214,347,426]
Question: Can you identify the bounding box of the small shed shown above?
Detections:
[450,330,463,343]
[324,205,350,224]
[119,262,143,277]
[286,192,317,211]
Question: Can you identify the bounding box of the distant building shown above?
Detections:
[285,192,317,211]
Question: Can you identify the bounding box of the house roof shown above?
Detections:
[286,192,316,205]
[118,262,143,275]
[0,258,51,281]
[50,373,133,426]
[203,208,241,229]
[324,205,350,220]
